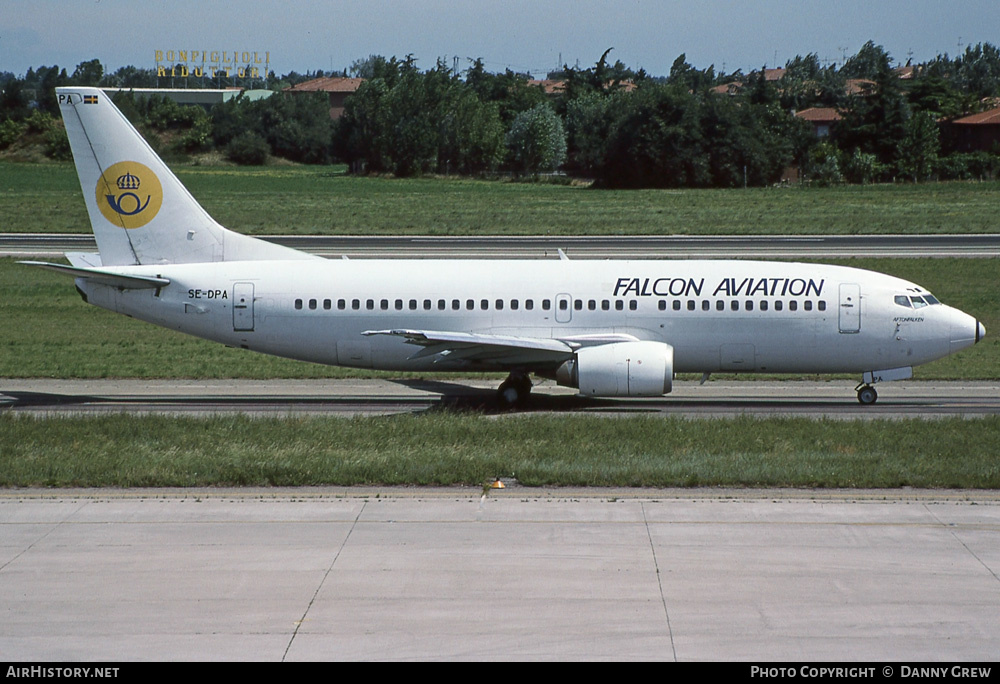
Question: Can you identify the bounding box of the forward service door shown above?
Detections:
[838,283,860,334]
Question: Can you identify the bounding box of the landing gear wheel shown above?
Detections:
[856,385,878,405]
[498,374,532,407]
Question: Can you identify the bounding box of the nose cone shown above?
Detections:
[949,309,983,354]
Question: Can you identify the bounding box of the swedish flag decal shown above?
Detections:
[83,95,98,104]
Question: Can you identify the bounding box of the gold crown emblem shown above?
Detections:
[116,171,141,190]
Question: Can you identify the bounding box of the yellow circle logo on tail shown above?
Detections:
[96,161,163,229]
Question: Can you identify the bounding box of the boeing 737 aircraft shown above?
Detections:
[24,87,986,405]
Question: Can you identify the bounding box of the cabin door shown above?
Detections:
[838,283,861,334]
[233,282,255,332]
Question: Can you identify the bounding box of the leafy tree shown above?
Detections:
[102,65,158,89]
[226,131,269,165]
[465,59,546,125]
[841,41,893,80]
[71,59,104,86]
[843,148,882,184]
[897,111,940,182]
[564,90,617,177]
[597,85,708,188]
[907,75,968,120]
[0,77,31,121]
[438,90,505,175]
[836,58,910,169]
[505,103,566,176]
[667,54,715,92]
[784,54,822,81]
[333,78,391,172]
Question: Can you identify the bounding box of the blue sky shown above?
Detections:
[4,0,1000,78]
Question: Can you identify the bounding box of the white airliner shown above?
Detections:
[24,87,985,405]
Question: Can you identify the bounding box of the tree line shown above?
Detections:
[3,42,1000,187]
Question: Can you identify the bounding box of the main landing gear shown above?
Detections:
[497,373,532,407]
[855,383,878,405]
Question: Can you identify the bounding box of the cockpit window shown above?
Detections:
[897,294,940,308]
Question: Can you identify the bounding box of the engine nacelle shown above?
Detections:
[556,341,674,397]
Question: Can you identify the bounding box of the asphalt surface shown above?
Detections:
[2,379,999,419]
[4,233,1000,259]
[2,488,998,661]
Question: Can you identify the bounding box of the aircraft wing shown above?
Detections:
[362,329,576,366]
[362,329,644,367]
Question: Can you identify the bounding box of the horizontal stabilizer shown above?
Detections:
[19,261,170,289]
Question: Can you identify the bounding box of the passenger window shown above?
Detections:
[337,299,346,310]
[512,300,519,310]
[587,300,595,311]
[761,300,769,311]
[309,299,317,310]
[574,300,583,311]
[716,300,724,311]
[466,299,474,310]
[804,300,813,311]
[687,300,696,311]
[731,300,739,311]
[542,299,551,310]
[629,301,637,311]
[789,300,798,311]
[774,300,783,311]
[438,299,446,310]
[616,300,624,311]
[323,299,331,310]
[559,300,568,310]
[481,299,489,310]
[451,299,460,310]
[658,300,666,311]
[409,299,417,310]
[818,301,826,311]
[526,300,534,310]
[602,300,609,311]
[672,300,680,311]
[745,300,753,311]
[394,299,403,310]
[381,299,389,310]
[496,299,504,310]
[294,299,303,310]
[352,299,360,310]
[366,299,375,310]
[424,299,432,310]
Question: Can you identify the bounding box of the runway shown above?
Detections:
[2,378,999,418]
[2,488,998,661]
[4,232,1000,259]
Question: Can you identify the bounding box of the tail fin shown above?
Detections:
[57,87,316,266]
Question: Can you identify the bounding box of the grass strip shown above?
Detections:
[2,413,998,489]
[4,162,1000,236]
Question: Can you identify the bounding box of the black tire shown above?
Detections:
[498,375,531,407]
[857,385,878,405]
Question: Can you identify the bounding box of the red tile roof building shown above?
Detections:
[949,107,1000,152]
[284,77,365,119]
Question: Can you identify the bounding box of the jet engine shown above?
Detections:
[556,341,674,397]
